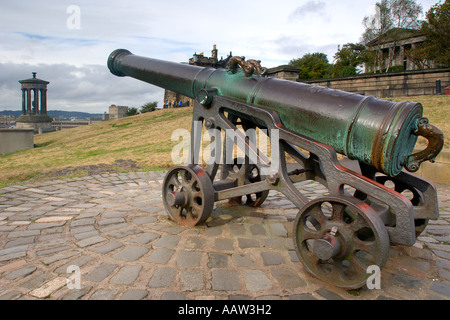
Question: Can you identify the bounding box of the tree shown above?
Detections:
[332,43,365,77]
[390,0,423,29]
[140,101,158,113]
[362,0,422,72]
[126,107,139,116]
[420,0,450,67]
[289,53,331,80]
[362,0,392,72]
[404,43,433,69]
[362,0,393,44]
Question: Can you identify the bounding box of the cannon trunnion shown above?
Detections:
[108,49,444,289]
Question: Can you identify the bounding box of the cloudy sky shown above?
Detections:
[0,0,438,114]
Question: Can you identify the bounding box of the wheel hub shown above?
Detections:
[166,191,187,207]
[313,234,340,260]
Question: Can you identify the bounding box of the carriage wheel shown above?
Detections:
[162,165,214,227]
[226,158,269,207]
[293,196,390,289]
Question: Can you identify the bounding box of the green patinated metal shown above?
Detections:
[108,49,442,177]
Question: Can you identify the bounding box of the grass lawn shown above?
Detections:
[0,107,193,188]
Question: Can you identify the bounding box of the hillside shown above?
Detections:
[0,107,193,187]
[0,95,448,188]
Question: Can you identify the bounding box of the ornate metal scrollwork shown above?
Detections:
[405,117,444,172]
[227,56,268,77]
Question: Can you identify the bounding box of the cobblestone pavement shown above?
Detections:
[0,171,449,300]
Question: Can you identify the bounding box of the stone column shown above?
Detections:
[33,89,39,114]
[40,89,47,114]
[21,89,26,115]
[26,89,32,115]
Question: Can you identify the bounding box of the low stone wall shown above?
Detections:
[306,68,450,98]
[413,148,450,185]
[0,129,34,155]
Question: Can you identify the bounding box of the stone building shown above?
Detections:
[188,44,232,68]
[266,65,300,81]
[365,28,436,73]
[16,72,52,133]
[103,104,128,121]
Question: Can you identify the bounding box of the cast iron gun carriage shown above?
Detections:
[108,49,444,289]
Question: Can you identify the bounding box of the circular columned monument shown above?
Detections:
[16,72,52,133]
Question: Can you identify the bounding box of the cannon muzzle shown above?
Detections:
[108,49,443,177]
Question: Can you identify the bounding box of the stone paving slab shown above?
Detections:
[0,171,449,300]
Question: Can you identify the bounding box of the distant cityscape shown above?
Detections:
[0,109,103,121]
[0,109,104,130]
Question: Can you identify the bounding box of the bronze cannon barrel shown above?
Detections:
[108,49,443,177]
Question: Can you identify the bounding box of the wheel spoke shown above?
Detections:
[329,259,347,281]
[192,180,201,192]
[299,224,320,240]
[300,243,320,264]
[192,190,203,200]
[168,175,181,190]
[355,237,374,252]
[308,205,327,226]
[347,214,369,233]
[186,206,198,220]
[348,251,373,275]
[355,238,381,265]
[170,205,183,219]
[331,202,346,222]
[180,169,191,185]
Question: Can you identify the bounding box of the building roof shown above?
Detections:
[19,72,50,85]
[366,28,426,47]
[267,65,300,75]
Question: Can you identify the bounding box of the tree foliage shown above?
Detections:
[289,0,446,79]
[140,101,158,113]
[126,107,139,116]
[332,43,365,77]
[421,0,450,67]
[289,53,331,80]
[390,0,423,29]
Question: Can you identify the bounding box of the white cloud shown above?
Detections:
[0,62,163,113]
[289,0,327,20]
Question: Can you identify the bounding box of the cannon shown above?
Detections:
[108,49,444,289]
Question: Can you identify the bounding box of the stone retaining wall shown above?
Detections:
[306,68,450,98]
